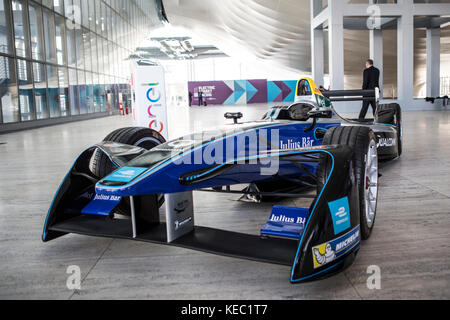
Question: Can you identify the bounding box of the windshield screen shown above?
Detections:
[126,137,199,168]
[126,122,275,169]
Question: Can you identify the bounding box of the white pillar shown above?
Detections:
[370,29,383,95]
[311,28,324,86]
[397,2,414,104]
[328,0,345,90]
[311,0,323,17]
[426,28,440,98]
[311,0,324,86]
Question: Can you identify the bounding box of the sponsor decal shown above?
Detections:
[377,137,396,148]
[268,213,307,226]
[149,120,164,133]
[174,200,190,214]
[261,206,309,239]
[316,94,331,108]
[144,83,164,127]
[166,192,194,242]
[312,226,360,269]
[146,87,161,103]
[81,193,122,216]
[92,194,121,201]
[104,167,148,183]
[142,82,160,87]
[280,137,314,150]
[328,197,351,235]
[147,105,155,117]
[175,217,193,231]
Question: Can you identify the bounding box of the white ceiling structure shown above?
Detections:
[162,0,312,71]
[161,0,450,95]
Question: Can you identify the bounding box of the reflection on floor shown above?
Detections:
[0,105,449,299]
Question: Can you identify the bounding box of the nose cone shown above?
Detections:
[96,166,153,196]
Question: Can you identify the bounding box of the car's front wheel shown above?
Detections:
[90,127,166,215]
[318,126,379,240]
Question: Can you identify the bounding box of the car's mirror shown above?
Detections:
[224,112,243,124]
[288,104,314,121]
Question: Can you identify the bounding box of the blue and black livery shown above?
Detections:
[43,78,402,283]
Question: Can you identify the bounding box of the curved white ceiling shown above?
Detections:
[162,0,311,72]
[162,0,450,94]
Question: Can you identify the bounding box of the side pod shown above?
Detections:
[290,145,360,283]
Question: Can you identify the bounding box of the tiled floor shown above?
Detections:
[0,105,449,299]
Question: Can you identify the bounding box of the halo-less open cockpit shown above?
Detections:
[263,77,333,124]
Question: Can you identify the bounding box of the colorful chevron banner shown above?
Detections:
[267,80,298,103]
[188,80,297,106]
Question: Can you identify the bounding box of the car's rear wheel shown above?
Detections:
[317,126,379,240]
[90,127,166,215]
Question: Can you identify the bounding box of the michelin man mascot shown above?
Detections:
[314,243,336,266]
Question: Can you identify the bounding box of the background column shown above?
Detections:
[397,0,414,104]
[370,29,384,96]
[311,0,324,86]
[328,0,345,90]
[426,27,441,98]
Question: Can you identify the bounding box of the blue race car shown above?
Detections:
[43,78,402,283]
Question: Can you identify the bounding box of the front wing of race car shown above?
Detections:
[43,142,361,283]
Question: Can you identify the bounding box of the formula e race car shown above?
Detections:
[43,78,402,283]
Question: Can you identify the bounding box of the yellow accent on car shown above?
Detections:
[296,77,324,97]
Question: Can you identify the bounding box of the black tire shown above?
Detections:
[317,126,378,240]
[90,127,166,215]
[376,103,402,157]
[90,127,165,178]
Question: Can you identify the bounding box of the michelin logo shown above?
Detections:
[335,231,359,251]
[312,226,360,269]
[313,243,336,266]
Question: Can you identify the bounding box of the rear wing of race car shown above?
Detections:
[321,89,381,124]
[322,89,380,103]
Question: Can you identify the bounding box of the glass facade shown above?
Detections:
[0,0,161,127]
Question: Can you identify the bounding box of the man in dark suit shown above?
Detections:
[359,59,380,120]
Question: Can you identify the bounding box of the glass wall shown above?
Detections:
[0,0,161,127]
